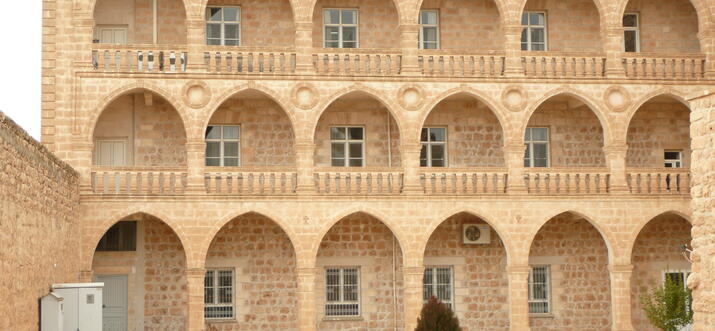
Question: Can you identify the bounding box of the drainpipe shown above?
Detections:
[387,111,392,167]
[152,0,158,44]
[392,235,398,331]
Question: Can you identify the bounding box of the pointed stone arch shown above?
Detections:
[615,0,712,35]
[626,209,692,261]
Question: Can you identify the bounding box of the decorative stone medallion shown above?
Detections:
[397,85,425,111]
[292,83,319,110]
[604,86,630,112]
[501,85,527,112]
[182,80,211,109]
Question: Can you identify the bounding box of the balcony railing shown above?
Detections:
[622,53,706,80]
[312,49,402,76]
[90,166,187,195]
[204,168,298,195]
[203,46,296,74]
[92,44,187,73]
[521,52,606,78]
[418,50,505,77]
[524,168,610,195]
[626,168,691,195]
[313,168,403,195]
[420,168,508,195]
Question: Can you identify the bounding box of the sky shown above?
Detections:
[0,2,42,139]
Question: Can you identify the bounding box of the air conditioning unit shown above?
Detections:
[463,224,491,244]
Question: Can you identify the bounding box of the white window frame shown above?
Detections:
[94,138,128,166]
[323,8,359,48]
[204,268,235,320]
[421,127,447,167]
[623,13,640,52]
[94,25,128,44]
[528,265,551,315]
[423,266,454,310]
[205,125,241,167]
[664,150,683,168]
[324,267,361,317]
[524,127,550,168]
[521,11,548,51]
[418,10,440,50]
[330,126,365,167]
[206,6,241,46]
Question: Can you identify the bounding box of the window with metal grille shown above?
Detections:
[623,13,640,52]
[521,12,547,51]
[664,150,683,168]
[420,127,447,167]
[324,9,358,48]
[528,266,551,314]
[206,7,241,46]
[423,266,453,310]
[330,126,364,167]
[96,221,137,251]
[419,10,439,49]
[524,127,549,167]
[205,125,240,166]
[325,267,360,317]
[205,268,234,319]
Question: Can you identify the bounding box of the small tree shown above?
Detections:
[415,296,461,331]
[640,276,693,331]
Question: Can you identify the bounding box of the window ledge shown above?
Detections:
[322,316,364,322]
[529,313,554,318]
[205,318,237,323]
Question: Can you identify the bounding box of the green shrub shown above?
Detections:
[640,276,693,331]
[415,296,461,331]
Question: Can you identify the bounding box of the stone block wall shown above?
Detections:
[207,0,296,47]
[625,0,700,53]
[627,100,691,167]
[523,0,602,52]
[419,0,503,50]
[0,111,80,330]
[93,0,186,44]
[312,0,401,49]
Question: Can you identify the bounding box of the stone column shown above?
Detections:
[295,21,315,74]
[403,266,425,331]
[604,144,629,194]
[505,143,527,194]
[401,142,424,195]
[603,27,626,78]
[507,265,531,331]
[399,24,421,76]
[186,18,206,72]
[185,141,206,194]
[609,264,635,331]
[296,267,317,331]
[697,28,715,78]
[186,268,206,331]
[503,25,524,77]
[295,140,316,194]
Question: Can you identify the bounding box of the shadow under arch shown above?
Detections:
[615,0,710,36]
[623,88,690,136]
[626,209,692,262]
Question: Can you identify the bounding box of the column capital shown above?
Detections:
[296,267,318,277]
[603,143,628,155]
[403,266,425,276]
[186,19,205,30]
[295,21,313,32]
[506,265,531,274]
[399,23,420,34]
[186,141,206,151]
[608,264,634,274]
[504,142,525,154]
[502,24,523,35]
[185,268,207,278]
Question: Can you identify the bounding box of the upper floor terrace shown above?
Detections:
[75,0,715,80]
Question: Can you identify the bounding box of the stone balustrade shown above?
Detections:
[420,168,508,195]
[622,53,706,80]
[92,45,187,73]
[90,166,188,195]
[523,168,610,195]
[312,49,402,76]
[418,50,505,77]
[203,46,296,74]
[521,52,606,78]
[204,168,298,195]
[626,168,691,195]
[313,168,403,195]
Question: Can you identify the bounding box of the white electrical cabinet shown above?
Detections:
[40,292,64,331]
[51,283,104,331]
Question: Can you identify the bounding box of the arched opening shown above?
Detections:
[93,0,187,44]
[91,213,188,330]
[521,0,602,52]
[525,94,606,168]
[92,90,187,167]
[315,212,404,329]
[314,91,401,167]
[627,95,690,168]
[631,213,692,330]
[312,0,400,49]
[206,90,296,168]
[417,0,502,51]
[423,212,509,329]
[204,0,295,47]
[622,0,700,53]
[421,93,505,167]
[204,212,298,329]
[528,212,611,330]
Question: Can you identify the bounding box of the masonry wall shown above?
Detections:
[209,98,296,167]
[528,214,612,331]
[93,93,187,166]
[205,213,298,330]
[312,0,400,49]
[626,100,691,168]
[630,214,692,331]
[207,0,295,47]
[93,0,186,44]
[316,213,404,331]
[523,0,602,52]
[420,0,503,50]
[424,213,509,330]
[0,112,80,330]
[625,0,700,53]
[423,100,505,167]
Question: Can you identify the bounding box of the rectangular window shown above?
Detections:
[528,266,551,314]
[95,25,128,44]
[205,268,235,319]
[206,7,241,46]
[96,221,137,251]
[521,12,547,51]
[95,139,127,166]
[325,267,360,317]
[324,9,358,48]
[423,266,453,310]
[664,150,683,168]
[205,125,240,167]
[420,127,447,167]
[524,127,549,167]
[623,13,640,52]
[419,10,439,49]
[330,126,364,167]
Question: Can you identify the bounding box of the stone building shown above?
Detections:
[13,0,715,329]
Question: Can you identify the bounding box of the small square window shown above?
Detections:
[664,150,683,168]
[330,126,364,167]
[324,9,359,48]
